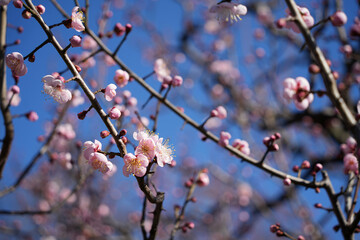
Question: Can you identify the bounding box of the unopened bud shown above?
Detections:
[22,10,32,19]
[100,130,110,138]
[36,5,46,15]
[125,23,132,34]
[28,54,35,63]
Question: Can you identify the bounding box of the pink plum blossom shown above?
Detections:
[71,7,85,32]
[71,89,85,107]
[108,106,121,119]
[209,2,247,23]
[83,140,102,161]
[127,97,137,107]
[123,153,149,177]
[57,152,72,170]
[42,75,72,103]
[344,153,359,175]
[285,6,314,33]
[283,77,314,110]
[350,17,360,38]
[154,138,173,167]
[6,52,27,76]
[82,36,97,50]
[89,152,113,174]
[154,58,171,83]
[232,139,250,155]
[104,84,117,101]
[135,138,156,161]
[341,137,357,154]
[172,75,183,87]
[212,106,227,119]
[79,51,96,68]
[219,131,231,147]
[114,69,130,87]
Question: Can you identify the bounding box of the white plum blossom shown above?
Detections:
[42,75,72,103]
[209,2,247,23]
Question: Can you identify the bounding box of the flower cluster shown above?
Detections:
[123,130,174,177]
[209,2,247,23]
[340,137,359,175]
[42,74,72,103]
[283,77,314,110]
[83,140,113,174]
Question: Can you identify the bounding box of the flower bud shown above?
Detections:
[108,107,121,119]
[292,165,299,172]
[114,23,125,36]
[276,18,286,28]
[314,203,322,208]
[283,177,291,186]
[36,4,46,15]
[125,23,132,34]
[301,160,311,169]
[17,26,23,33]
[10,85,20,94]
[28,54,35,63]
[22,10,32,19]
[121,136,128,144]
[70,35,82,47]
[119,129,127,137]
[13,0,23,9]
[26,111,39,122]
[172,75,183,87]
[100,130,110,139]
[309,64,320,74]
[77,111,87,120]
[330,11,347,27]
[314,163,323,172]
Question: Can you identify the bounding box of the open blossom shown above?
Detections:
[89,152,113,174]
[285,6,314,33]
[135,138,156,160]
[344,153,359,175]
[114,69,130,87]
[42,75,72,103]
[232,139,250,155]
[82,36,97,50]
[83,140,102,161]
[209,2,247,23]
[71,7,85,32]
[133,130,173,167]
[154,58,171,83]
[6,52,27,76]
[123,153,149,177]
[104,84,117,101]
[155,138,173,167]
[283,77,314,110]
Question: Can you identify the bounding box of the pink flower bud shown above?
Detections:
[70,35,82,47]
[22,10,31,19]
[283,177,291,186]
[314,163,323,172]
[121,136,128,144]
[309,64,320,74]
[13,0,22,8]
[314,203,322,208]
[301,160,311,169]
[331,11,347,27]
[297,235,305,240]
[104,84,117,101]
[196,172,210,187]
[10,85,20,94]
[292,165,299,172]
[276,18,286,28]
[210,109,218,117]
[274,132,281,139]
[119,129,127,137]
[186,222,195,229]
[172,75,183,87]
[114,23,125,36]
[270,224,279,233]
[170,160,176,167]
[17,26,23,33]
[26,111,39,122]
[36,4,45,15]
[125,23,132,34]
[100,130,110,139]
[77,111,87,120]
[215,106,227,119]
[185,180,193,188]
[108,106,121,119]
